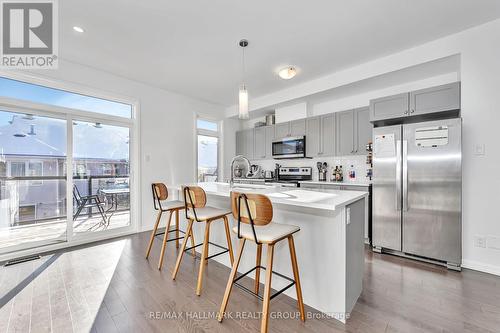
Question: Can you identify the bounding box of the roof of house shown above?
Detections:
[0,113,129,160]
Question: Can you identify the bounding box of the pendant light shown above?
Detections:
[238,39,249,119]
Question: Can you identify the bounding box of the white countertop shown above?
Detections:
[233,177,267,182]
[174,182,368,212]
[299,180,371,187]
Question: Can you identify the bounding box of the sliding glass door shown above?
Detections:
[0,110,68,253]
[72,121,131,235]
[0,75,137,258]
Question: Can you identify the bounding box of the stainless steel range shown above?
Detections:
[274,167,312,186]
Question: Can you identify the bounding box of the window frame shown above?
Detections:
[196,116,220,183]
[0,70,140,260]
[8,161,26,177]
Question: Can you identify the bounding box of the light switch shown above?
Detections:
[145,154,151,162]
[474,144,485,156]
[346,207,351,225]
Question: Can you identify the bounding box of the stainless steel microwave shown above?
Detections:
[272,136,306,159]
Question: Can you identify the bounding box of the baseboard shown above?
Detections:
[462,259,500,277]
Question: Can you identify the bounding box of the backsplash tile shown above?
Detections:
[247,155,370,182]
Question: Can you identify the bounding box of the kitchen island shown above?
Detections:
[172,182,368,323]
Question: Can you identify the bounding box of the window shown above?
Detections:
[0,74,136,255]
[0,77,132,118]
[0,161,5,177]
[19,205,36,222]
[9,161,25,177]
[196,119,219,182]
[197,119,218,132]
[28,161,43,185]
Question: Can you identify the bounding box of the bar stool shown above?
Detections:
[145,183,195,270]
[218,192,305,333]
[172,186,235,296]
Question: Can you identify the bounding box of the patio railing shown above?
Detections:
[0,175,130,226]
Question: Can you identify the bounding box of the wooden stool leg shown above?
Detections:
[261,244,275,333]
[223,216,234,264]
[196,221,211,296]
[145,211,162,259]
[158,210,173,270]
[255,243,262,294]
[172,219,194,280]
[189,223,196,256]
[218,238,246,322]
[175,209,180,249]
[288,236,305,322]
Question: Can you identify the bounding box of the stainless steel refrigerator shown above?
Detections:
[372,118,462,269]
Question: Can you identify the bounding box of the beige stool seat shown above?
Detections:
[160,200,185,211]
[233,223,299,243]
[188,206,231,221]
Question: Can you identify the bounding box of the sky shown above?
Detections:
[0,76,131,120]
[0,76,130,160]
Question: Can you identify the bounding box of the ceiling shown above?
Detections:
[60,0,500,107]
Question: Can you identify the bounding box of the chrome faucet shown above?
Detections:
[230,155,251,188]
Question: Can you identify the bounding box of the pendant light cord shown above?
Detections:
[241,45,246,86]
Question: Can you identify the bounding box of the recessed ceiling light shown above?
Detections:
[278,66,297,80]
[73,26,84,33]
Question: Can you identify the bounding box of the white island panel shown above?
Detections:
[172,182,367,323]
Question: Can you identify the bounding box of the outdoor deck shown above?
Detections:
[0,211,130,253]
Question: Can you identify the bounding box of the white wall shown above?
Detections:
[221,117,241,181]
[275,102,307,123]
[225,19,500,275]
[25,59,224,232]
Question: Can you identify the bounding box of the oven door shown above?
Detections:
[272,136,305,159]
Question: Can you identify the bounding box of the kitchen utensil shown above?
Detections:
[247,164,261,178]
[234,165,243,178]
[275,163,281,180]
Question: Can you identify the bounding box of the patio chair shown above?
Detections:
[73,185,108,224]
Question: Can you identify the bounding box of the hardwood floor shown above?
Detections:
[0,231,499,333]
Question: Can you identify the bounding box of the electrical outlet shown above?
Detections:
[487,236,500,250]
[474,236,487,248]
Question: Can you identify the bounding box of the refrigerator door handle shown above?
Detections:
[402,140,408,212]
[396,140,402,211]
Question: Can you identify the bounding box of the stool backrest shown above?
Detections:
[182,186,207,221]
[231,192,273,226]
[182,186,206,208]
[152,183,168,210]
